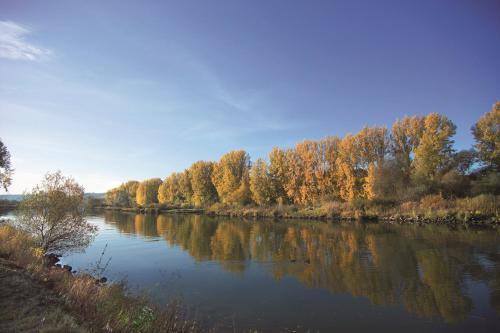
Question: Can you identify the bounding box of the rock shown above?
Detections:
[44,253,60,266]
[95,277,108,284]
[55,264,61,268]
[63,265,72,272]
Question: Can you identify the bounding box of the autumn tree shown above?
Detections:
[105,187,129,207]
[136,178,162,206]
[250,158,275,205]
[412,113,456,181]
[158,173,186,205]
[356,126,389,199]
[317,136,341,200]
[16,171,97,254]
[362,159,408,201]
[390,116,424,179]
[190,161,218,207]
[0,139,13,191]
[178,169,193,204]
[227,168,252,205]
[336,134,360,202]
[122,180,139,206]
[283,148,302,204]
[285,140,323,205]
[268,147,289,204]
[105,180,139,207]
[211,150,251,204]
[472,102,500,170]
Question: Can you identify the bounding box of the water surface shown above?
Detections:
[33,212,500,331]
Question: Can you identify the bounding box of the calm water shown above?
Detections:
[13,211,500,332]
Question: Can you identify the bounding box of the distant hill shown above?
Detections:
[84,193,105,199]
[0,193,105,201]
[0,194,23,201]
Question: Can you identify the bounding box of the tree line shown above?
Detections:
[106,102,499,208]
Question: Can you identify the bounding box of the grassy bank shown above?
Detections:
[206,194,499,225]
[0,224,198,333]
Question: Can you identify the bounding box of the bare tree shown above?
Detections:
[16,171,97,254]
[0,139,13,191]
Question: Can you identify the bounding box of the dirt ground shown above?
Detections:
[0,258,86,333]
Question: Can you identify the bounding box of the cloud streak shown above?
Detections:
[0,21,51,61]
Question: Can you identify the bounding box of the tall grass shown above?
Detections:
[206,195,499,223]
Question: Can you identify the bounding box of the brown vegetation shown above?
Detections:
[0,224,198,333]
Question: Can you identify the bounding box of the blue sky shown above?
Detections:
[1,0,499,193]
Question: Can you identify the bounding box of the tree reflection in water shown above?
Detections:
[104,211,500,323]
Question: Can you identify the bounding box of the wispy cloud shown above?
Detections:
[0,21,51,61]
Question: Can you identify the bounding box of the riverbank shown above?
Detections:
[0,224,198,333]
[0,257,86,332]
[206,194,499,226]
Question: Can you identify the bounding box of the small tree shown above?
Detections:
[16,171,97,254]
[0,139,13,191]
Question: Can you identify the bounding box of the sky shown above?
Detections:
[0,0,499,193]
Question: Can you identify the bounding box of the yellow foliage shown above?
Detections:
[391,116,424,177]
[212,150,251,204]
[413,113,456,180]
[364,163,378,200]
[472,101,500,168]
[158,173,182,205]
[190,160,217,207]
[269,147,289,203]
[136,178,162,206]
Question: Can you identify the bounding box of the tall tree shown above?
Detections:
[283,148,302,204]
[190,161,218,207]
[269,147,289,204]
[390,116,424,179]
[136,178,162,206]
[412,113,456,181]
[294,140,322,205]
[336,134,360,202]
[317,136,341,200]
[250,158,275,205]
[122,180,139,206]
[158,173,183,205]
[356,126,389,199]
[211,150,251,204]
[472,101,500,170]
[178,169,193,204]
[0,139,13,191]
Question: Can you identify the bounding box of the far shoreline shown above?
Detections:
[96,203,499,227]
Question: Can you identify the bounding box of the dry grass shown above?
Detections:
[207,195,499,223]
[0,224,198,333]
[0,257,86,333]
